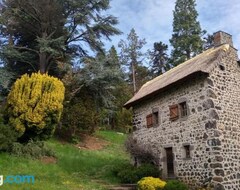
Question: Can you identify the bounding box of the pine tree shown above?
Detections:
[170,0,206,66]
[61,47,125,133]
[148,42,170,78]
[118,28,147,94]
[203,34,214,50]
[0,0,121,75]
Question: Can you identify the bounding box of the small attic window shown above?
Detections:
[219,64,225,71]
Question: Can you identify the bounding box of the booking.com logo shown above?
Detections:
[0,175,35,186]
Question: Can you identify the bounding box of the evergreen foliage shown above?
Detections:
[170,0,206,66]
[0,67,15,101]
[203,34,214,50]
[61,90,99,135]
[0,122,18,151]
[148,42,170,77]
[5,73,65,142]
[10,140,55,159]
[163,180,188,190]
[0,0,121,76]
[118,28,148,93]
[114,163,161,184]
[61,47,129,134]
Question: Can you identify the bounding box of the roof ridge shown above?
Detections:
[125,44,230,108]
[141,44,229,89]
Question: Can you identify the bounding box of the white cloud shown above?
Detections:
[106,0,240,56]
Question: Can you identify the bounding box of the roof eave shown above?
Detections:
[124,71,209,109]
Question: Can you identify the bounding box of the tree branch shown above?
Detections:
[13,46,39,54]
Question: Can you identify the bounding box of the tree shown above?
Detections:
[170,0,206,66]
[118,28,147,94]
[0,67,14,101]
[61,47,124,134]
[0,0,121,75]
[148,42,170,78]
[80,51,123,111]
[5,73,65,142]
[135,65,151,89]
[203,34,214,50]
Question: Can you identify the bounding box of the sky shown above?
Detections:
[105,0,240,56]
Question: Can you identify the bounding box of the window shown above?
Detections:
[179,101,188,117]
[146,108,160,128]
[170,101,188,121]
[146,114,153,128]
[184,145,191,158]
[153,111,159,125]
[169,104,179,121]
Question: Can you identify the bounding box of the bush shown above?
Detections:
[0,122,18,151]
[115,108,133,133]
[115,163,161,184]
[125,135,159,166]
[61,99,98,135]
[10,140,55,159]
[163,180,188,190]
[137,177,166,190]
[5,72,65,142]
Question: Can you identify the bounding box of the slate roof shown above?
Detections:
[124,44,230,108]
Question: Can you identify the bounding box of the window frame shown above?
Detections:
[179,101,188,118]
[152,107,159,127]
[183,145,191,159]
[170,99,189,121]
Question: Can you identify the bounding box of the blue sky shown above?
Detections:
[105,0,240,56]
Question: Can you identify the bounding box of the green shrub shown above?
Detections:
[125,135,159,166]
[0,122,18,151]
[10,140,55,159]
[163,180,188,190]
[115,163,161,184]
[137,177,166,190]
[5,72,65,142]
[61,93,99,136]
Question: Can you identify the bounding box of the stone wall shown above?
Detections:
[206,46,240,190]
[131,46,240,189]
[132,73,213,189]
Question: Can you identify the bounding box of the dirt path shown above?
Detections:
[76,134,109,150]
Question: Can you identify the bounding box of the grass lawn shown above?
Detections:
[0,131,130,190]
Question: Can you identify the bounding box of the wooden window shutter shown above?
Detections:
[169,104,179,121]
[146,114,153,128]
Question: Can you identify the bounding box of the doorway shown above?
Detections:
[165,147,174,177]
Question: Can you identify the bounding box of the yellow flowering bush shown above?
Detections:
[137,177,166,190]
[5,72,65,141]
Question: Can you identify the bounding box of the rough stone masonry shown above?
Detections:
[124,31,240,190]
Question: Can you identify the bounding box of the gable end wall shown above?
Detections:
[207,47,240,190]
[131,47,240,190]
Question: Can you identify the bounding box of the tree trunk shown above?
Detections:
[131,61,137,94]
[39,52,47,74]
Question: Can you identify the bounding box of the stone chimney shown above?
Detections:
[213,31,233,47]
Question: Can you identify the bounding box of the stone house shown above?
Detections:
[124,31,240,190]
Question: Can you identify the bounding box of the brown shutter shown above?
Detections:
[169,104,179,121]
[146,114,153,128]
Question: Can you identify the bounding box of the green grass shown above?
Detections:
[0,131,130,190]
